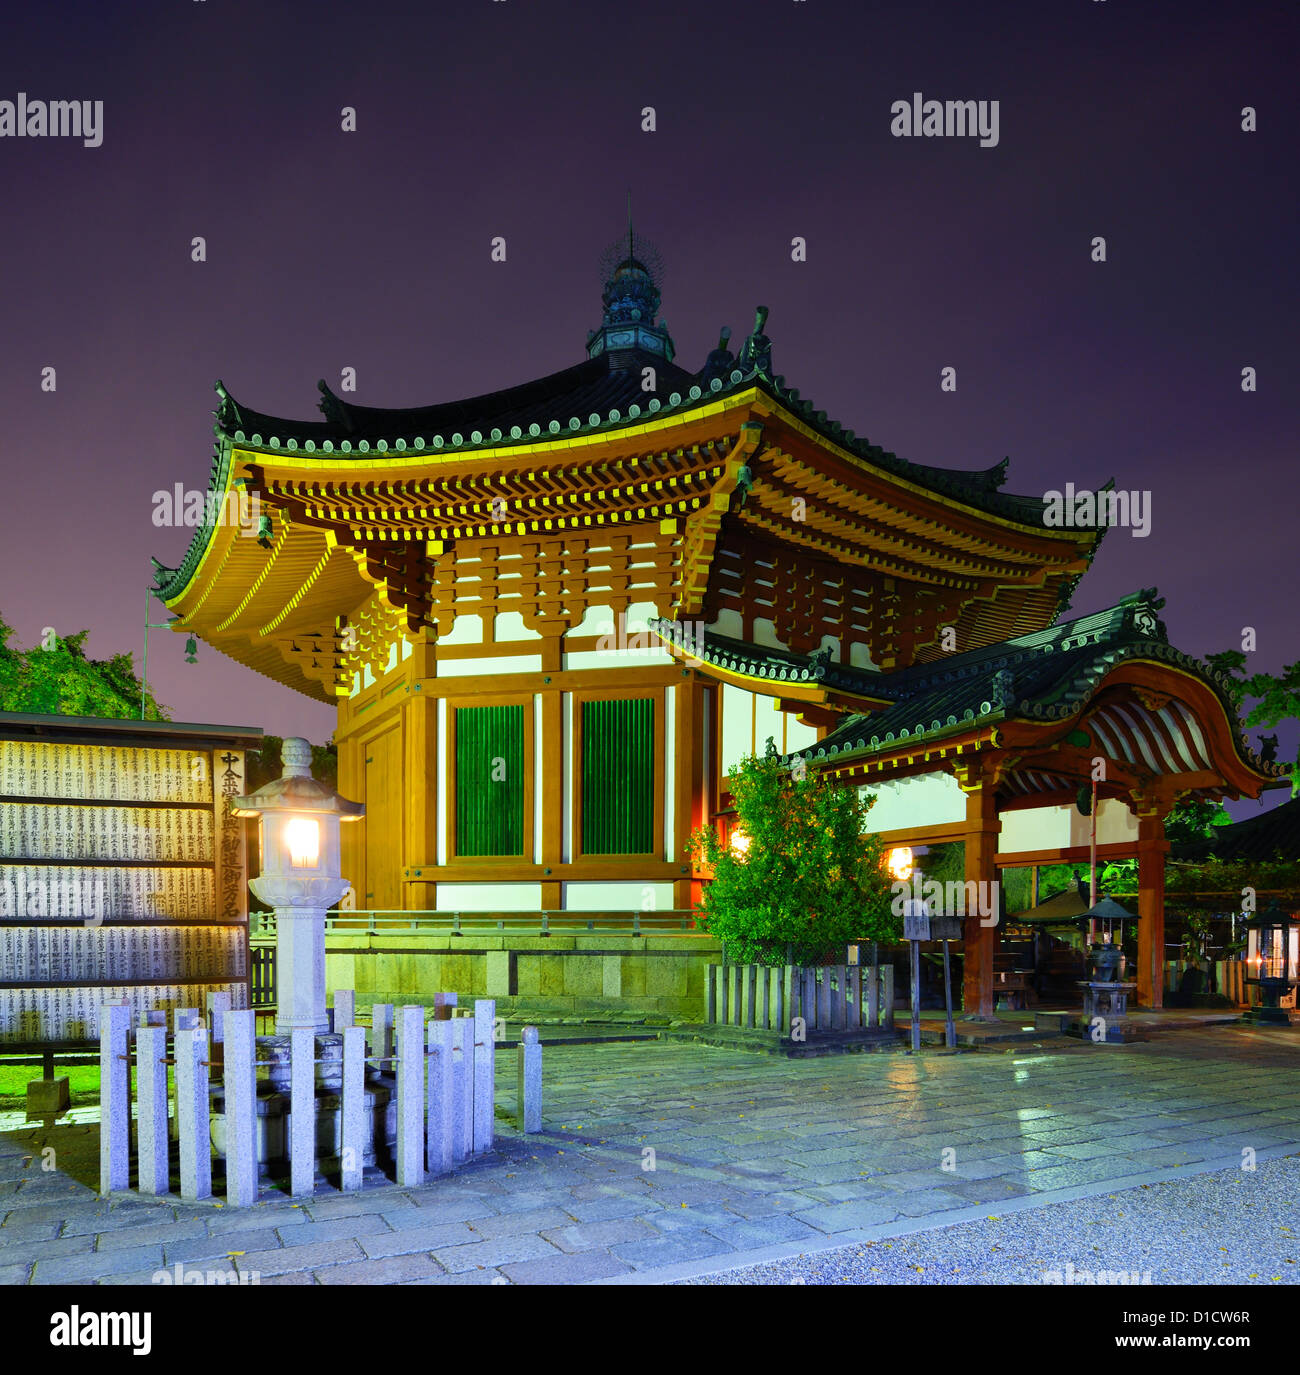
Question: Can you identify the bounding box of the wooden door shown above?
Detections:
[363,727,403,913]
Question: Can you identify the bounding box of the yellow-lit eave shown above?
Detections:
[650,629,892,712]
[226,384,1098,557]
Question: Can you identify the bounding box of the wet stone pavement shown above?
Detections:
[2,1027,1299,1285]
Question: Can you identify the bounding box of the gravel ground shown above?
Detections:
[682,1154,1300,1284]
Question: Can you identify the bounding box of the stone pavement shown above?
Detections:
[2,1026,1299,1285]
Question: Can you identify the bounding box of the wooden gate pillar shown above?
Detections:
[1134,797,1172,1009]
[954,761,1003,1021]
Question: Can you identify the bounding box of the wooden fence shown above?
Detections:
[706,963,895,1034]
[99,992,542,1204]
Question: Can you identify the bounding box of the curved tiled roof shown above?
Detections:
[756,592,1284,781]
[205,355,1083,526]
[157,322,1109,604]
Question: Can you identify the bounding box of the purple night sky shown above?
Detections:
[1,0,1294,816]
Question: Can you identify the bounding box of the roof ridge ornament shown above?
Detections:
[317,379,353,433]
[738,306,772,374]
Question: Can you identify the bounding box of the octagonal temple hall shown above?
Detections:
[153,237,1280,1017]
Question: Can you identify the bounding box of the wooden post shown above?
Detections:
[867,963,880,1029]
[1136,806,1170,1009]
[959,775,1001,1020]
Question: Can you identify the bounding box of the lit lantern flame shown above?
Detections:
[885,846,914,882]
[285,817,321,869]
[730,828,751,858]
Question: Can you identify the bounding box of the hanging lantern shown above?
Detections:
[1243,901,1300,1025]
[885,846,914,882]
[184,636,198,664]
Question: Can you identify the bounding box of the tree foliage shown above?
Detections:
[0,614,169,720]
[686,745,898,965]
[245,733,338,792]
[1205,649,1300,793]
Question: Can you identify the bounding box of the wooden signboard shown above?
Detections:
[0,713,262,1046]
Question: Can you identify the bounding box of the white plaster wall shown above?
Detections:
[998,798,1139,854]
[435,653,543,678]
[439,613,484,646]
[495,611,541,642]
[562,881,676,912]
[434,883,543,912]
[786,717,820,753]
[721,684,753,776]
[859,771,968,834]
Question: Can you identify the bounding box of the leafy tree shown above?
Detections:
[0,614,169,720]
[1205,649,1300,794]
[246,734,338,792]
[687,744,898,965]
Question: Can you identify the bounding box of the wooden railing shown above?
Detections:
[706,963,896,1035]
[250,909,700,939]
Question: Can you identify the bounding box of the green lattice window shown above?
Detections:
[581,697,655,855]
[455,705,525,856]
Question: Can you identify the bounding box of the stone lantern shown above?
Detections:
[231,737,363,1035]
[1244,900,1300,1025]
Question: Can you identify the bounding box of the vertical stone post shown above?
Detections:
[289,1026,315,1198]
[333,988,356,1033]
[848,965,862,1029]
[340,1025,366,1192]
[705,965,718,1023]
[473,999,495,1153]
[371,1002,394,1069]
[176,1025,212,1201]
[426,1019,455,1176]
[174,1007,200,1031]
[958,772,1001,1021]
[206,991,232,1044]
[99,1003,131,1195]
[135,1024,169,1196]
[395,1005,425,1186]
[1135,803,1170,1009]
[223,1010,257,1207]
[517,1026,542,1132]
[452,1016,473,1162]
